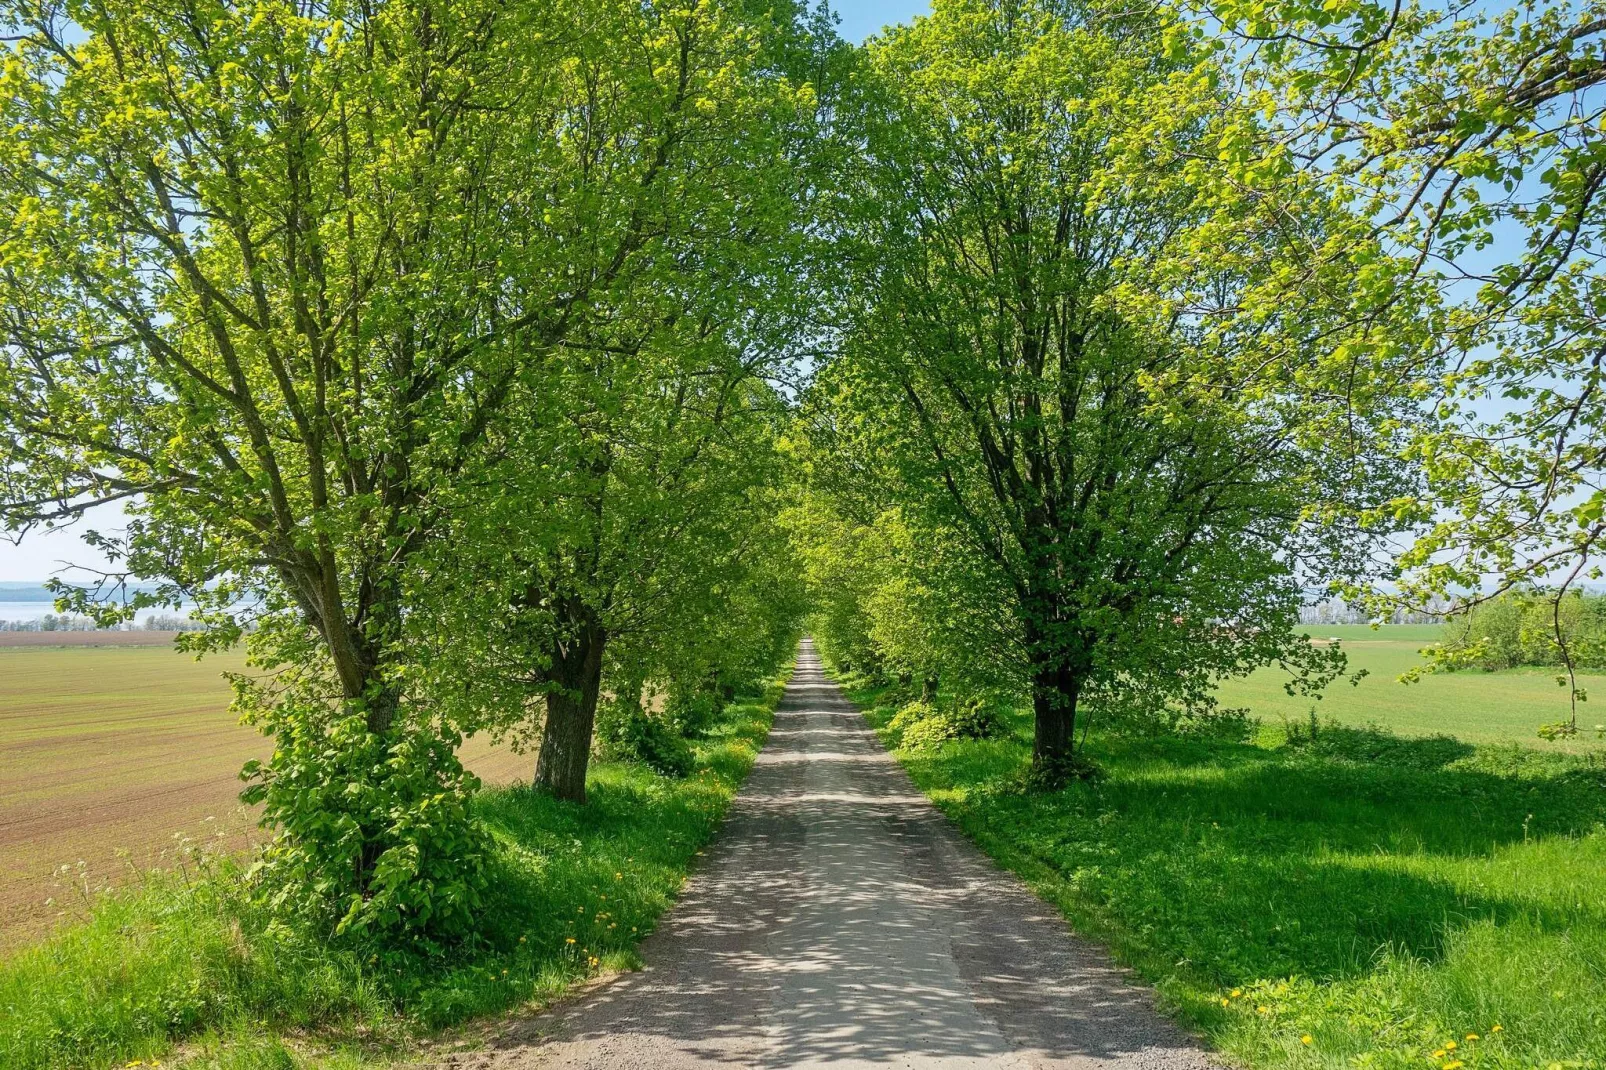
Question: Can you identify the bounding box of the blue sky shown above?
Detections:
[831,0,929,42]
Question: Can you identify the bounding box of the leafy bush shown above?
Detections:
[887,696,1004,752]
[240,701,492,950]
[665,687,721,738]
[615,710,696,778]
[1435,588,1606,671]
[951,695,1006,739]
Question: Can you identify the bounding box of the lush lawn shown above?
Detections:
[848,678,1606,1070]
[0,679,783,1070]
[1217,624,1604,750]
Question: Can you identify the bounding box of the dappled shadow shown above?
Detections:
[450,641,1213,1069]
[893,705,1606,990]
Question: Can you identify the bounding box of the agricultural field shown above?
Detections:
[1,624,1590,954]
[1217,624,1605,751]
[0,645,527,951]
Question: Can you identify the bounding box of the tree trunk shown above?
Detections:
[921,674,940,703]
[534,608,607,803]
[1030,659,1081,768]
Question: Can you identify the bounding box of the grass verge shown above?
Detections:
[845,677,1606,1070]
[0,674,785,1070]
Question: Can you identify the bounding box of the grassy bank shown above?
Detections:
[0,676,784,1070]
[847,678,1606,1069]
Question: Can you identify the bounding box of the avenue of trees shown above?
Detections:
[4,0,1606,947]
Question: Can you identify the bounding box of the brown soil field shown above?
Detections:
[0,646,528,953]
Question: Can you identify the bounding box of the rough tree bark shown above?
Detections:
[534,601,608,803]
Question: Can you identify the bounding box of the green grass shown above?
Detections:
[0,678,783,1070]
[848,678,1606,1070]
[1219,624,1605,750]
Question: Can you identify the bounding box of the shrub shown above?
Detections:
[665,687,721,738]
[240,702,492,952]
[887,696,1004,752]
[950,695,1006,740]
[617,711,696,778]
[886,699,941,744]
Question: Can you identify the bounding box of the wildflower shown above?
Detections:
[1257,1006,1269,1015]
[1433,1051,1446,1059]
[566,937,576,945]
[1301,1035,1312,1046]
[615,872,623,880]
[1491,1025,1503,1033]
[520,935,527,943]
[1465,1034,1479,1041]
[1443,1062,1463,1070]
[1220,998,1230,1008]
[1446,1041,1457,1051]
[501,969,508,977]
[1230,989,1242,998]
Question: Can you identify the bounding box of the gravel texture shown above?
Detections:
[438,640,1216,1070]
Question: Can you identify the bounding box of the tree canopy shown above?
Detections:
[1,0,1598,946]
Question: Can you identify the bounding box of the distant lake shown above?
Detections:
[0,585,192,624]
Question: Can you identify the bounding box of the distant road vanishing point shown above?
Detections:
[436,639,1215,1070]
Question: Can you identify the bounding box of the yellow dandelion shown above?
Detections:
[615,872,623,880]
[1443,1062,1463,1070]
[1230,989,1242,998]
[1446,1041,1457,1051]
[566,937,576,945]
[1257,1006,1270,1015]
[1491,1024,1503,1033]
[1465,1034,1479,1041]
[519,935,527,943]
[1220,998,1230,1008]
[501,969,508,977]
[1301,1035,1312,1046]
[1433,1051,1446,1059]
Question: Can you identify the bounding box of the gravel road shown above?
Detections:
[440,640,1215,1069]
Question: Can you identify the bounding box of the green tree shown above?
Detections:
[0,0,820,927]
[1200,0,1606,734]
[818,0,1421,780]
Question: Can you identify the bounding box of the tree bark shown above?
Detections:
[921,674,940,703]
[1030,659,1080,767]
[534,606,608,803]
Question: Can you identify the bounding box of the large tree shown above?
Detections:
[1203,0,1606,734]
[0,0,817,928]
[817,0,1426,779]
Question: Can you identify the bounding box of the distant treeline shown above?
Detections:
[0,613,203,632]
[1437,590,1606,671]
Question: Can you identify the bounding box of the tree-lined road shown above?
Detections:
[445,641,1212,1069]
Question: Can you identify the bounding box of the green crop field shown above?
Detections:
[1213,624,1604,751]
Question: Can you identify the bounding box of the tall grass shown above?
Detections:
[849,680,1606,1070]
[0,679,782,1070]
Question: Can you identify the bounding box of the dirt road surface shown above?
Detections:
[442,640,1213,1070]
